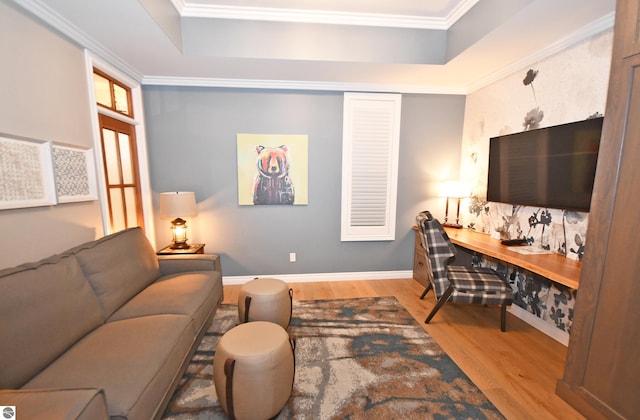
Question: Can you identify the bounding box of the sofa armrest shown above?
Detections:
[0,388,108,420]
[157,253,222,276]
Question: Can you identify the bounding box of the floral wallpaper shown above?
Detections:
[470,203,589,261]
[458,29,613,337]
[472,254,577,335]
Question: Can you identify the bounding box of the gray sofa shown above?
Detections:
[0,227,223,419]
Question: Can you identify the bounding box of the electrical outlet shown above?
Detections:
[289,252,296,262]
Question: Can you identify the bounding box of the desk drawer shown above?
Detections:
[413,231,431,287]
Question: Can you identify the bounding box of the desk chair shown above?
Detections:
[416,211,514,331]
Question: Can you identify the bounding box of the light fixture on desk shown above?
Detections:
[159,191,197,249]
[438,181,471,229]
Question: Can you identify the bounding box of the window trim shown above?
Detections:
[84,51,156,245]
[93,68,134,118]
[341,92,402,241]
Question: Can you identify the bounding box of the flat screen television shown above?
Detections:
[487,117,603,212]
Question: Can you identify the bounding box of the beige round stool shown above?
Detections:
[238,277,293,329]
[213,321,295,420]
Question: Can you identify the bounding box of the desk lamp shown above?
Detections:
[438,181,470,229]
[159,191,197,249]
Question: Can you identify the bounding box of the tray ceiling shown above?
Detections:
[14,0,615,93]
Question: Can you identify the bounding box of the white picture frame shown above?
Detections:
[52,143,98,203]
[0,133,57,210]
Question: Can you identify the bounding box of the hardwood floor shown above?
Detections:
[222,278,584,420]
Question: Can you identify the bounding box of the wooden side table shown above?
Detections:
[157,243,205,255]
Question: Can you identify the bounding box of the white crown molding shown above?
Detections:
[446,0,480,27]
[14,0,144,82]
[177,4,447,29]
[141,75,468,95]
[173,0,480,29]
[223,270,413,285]
[14,0,615,96]
[465,11,615,93]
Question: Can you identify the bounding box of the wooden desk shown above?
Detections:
[443,227,581,289]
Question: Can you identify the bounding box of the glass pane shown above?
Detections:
[113,84,129,115]
[118,133,134,184]
[124,187,139,228]
[93,73,112,108]
[102,129,121,184]
[109,189,125,231]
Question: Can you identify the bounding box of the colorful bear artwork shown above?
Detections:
[253,145,295,205]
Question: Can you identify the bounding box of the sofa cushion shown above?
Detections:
[73,227,160,319]
[0,388,109,420]
[24,314,195,420]
[109,271,223,335]
[0,255,104,389]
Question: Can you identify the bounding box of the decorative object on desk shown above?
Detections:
[500,238,529,246]
[438,180,470,228]
[159,191,197,249]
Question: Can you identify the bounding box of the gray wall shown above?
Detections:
[0,1,104,269]
[144,86,465,277]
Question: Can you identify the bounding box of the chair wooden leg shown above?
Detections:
[425,285,454,324]
[500,304,508,332]
[419,283,433,300]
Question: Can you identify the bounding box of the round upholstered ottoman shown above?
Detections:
[213,321,295,420]
[238,277,293,329]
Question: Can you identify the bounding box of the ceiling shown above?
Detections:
[16,0,615,93]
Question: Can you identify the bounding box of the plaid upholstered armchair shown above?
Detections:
[416,211,514,331]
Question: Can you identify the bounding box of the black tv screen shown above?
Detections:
[487,117,603,212]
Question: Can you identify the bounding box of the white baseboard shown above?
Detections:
[223,270,413,285]
[508,305,569,346]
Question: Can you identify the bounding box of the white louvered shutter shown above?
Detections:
[341,93,401,241]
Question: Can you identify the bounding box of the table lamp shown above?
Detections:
[438,181,470,229]
[159,191,197,249]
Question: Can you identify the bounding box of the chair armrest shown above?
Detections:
[0,388,108,420]
[157,253,222,276]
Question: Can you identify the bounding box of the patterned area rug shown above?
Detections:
[163,296,504,419]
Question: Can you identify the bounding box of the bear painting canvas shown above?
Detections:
[237,134,308,205]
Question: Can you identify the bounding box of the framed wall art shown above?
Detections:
[0,133,57,210]
[237,134,309,206]
[52,144,98,203]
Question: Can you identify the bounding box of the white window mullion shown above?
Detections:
[341,92,401,241]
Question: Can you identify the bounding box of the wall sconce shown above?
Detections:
[159,191,197,249]
[438,181,471,229]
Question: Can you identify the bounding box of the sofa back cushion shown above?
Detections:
[74,227,160,319]
[0,255,104,389]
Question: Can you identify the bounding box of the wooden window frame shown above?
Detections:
[85,52,155,244]
[93,68,134,118]
[98,114,145,230]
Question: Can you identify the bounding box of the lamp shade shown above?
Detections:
[437,181,471,198]
[159,192,197,218]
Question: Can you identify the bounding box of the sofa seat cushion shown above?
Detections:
[0,255,104,389]
[24,314,194,420]
[108,271,223,335]
[0,388,108,420]
[73,227,161,319]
